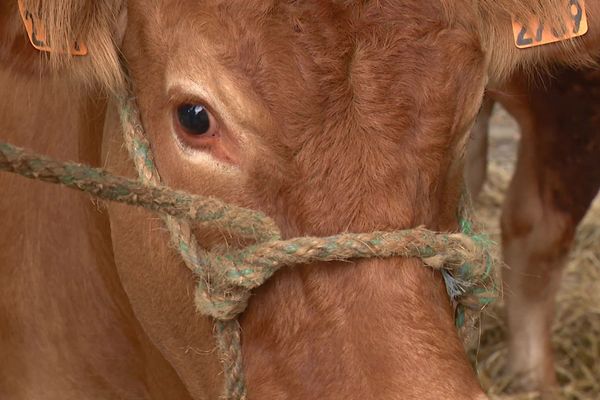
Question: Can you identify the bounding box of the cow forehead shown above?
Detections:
[127,0,484,143]
[147,0,453,22]
[131,0,472,65]
[129,0,478,92]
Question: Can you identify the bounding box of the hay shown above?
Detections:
[468,141,600,398]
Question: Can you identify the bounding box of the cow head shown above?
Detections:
[5,0,598,399]
[104,2,487,398]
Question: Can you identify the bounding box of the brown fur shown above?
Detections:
[0,69,193,399]
[6,1,600,84]
[2,1,600,399]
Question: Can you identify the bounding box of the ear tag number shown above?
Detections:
[512,0,588,49]
[17,0,88,56]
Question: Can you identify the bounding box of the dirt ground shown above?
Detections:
[468,106,600,399]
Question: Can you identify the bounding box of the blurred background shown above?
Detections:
[468,106,600,400]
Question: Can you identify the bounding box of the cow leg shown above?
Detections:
[465,96,495,198]
[501,138,569,393]
[498,70,600,395]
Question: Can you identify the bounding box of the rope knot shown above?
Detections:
[194,284,251,321]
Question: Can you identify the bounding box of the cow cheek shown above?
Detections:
[102,103,224,399]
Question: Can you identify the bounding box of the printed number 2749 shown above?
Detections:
[513,0,588,49]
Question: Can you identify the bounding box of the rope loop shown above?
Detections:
[184,227,497,322]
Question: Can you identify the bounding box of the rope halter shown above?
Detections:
[0,92,498,400]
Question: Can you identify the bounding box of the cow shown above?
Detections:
[1,1,599,399]
[466,65,600,395]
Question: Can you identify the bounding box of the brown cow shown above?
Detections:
[1,1,600,399]
[467,66,600,395]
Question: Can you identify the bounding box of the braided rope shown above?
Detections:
[0,142,277,241]
[0,138,497,312]
[0,96,498,400]
[117,95,249,399]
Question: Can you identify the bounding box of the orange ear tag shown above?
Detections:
[17,0,88,56]
[512,0,588,49]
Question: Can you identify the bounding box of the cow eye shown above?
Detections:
[176,103,214,136]
[174,103,221,150]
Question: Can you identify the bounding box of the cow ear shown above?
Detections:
[477,0,599,83]
[1,0,126,90]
